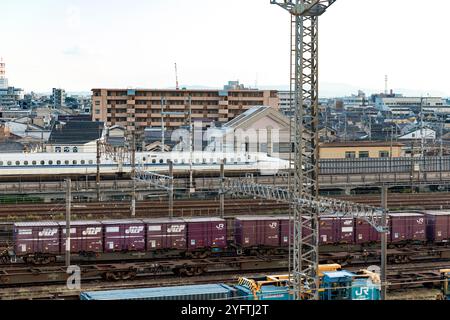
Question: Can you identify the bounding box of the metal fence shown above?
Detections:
[319,156,450,175]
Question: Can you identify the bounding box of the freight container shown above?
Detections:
[423,211,450,242]
[80,284,236,300]
[354,217,386,244]
[59,221,103,253]
[388,212,426,242]
[183,218,227,251]
[279,216,291,247]
[102,220,146,252]
[235,216,280,248]
[319,216,354,244]
[143,218,187,250]
[13,222,60,255]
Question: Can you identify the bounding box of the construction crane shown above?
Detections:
[270,0,336,300]
[175,63,180,90]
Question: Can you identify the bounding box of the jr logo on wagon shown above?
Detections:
[38,228,58,237]
[125,226,144,234]
[82,227,102,236]
[167,225,185,233]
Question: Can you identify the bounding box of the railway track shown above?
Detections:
[0,199,288,221]
[337,193,450,209]
[1,192,450,221]
[1,259,449,300]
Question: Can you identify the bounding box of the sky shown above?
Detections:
[1,0,450,97]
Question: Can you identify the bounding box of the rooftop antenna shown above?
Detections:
[175,63,179,90]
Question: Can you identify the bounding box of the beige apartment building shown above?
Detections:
[91,84,279,141]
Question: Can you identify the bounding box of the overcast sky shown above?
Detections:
[1,0,449,97]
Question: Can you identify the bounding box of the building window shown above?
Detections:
[379,151,390,158]
[345,151,356,159]
[359,151,369,158]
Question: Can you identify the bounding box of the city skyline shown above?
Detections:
[1,0,449,96]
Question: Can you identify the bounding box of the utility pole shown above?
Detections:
[65,178,72,267]
[220,161,225,218]
[381,186,388,300]
[168,160,174,218]
[96,139,100,201]
[272,0,336,300]
[420,97,425,158]
[161,97,166,153]
[131,134,136,217]
[188,95,194,195]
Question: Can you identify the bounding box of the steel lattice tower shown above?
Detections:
[271,0,336,300]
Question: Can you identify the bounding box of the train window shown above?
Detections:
[15,161,20,165]
[231,158,234,163]
[32,161,37,165]
[143,157,146,162]
[159,159,164,164]
[152,159,156,164]
[65,160,70,165]
[73,160,77,165]
[81,160,85,165]
[0,161,3,166]
[203,159,206,164]
[57,160,61,165]
[88,160,93,165]
[174,159,178,164]
[7,161,12,166]
[23,161,28,166]
[195,159,200,164]
[40,161,45,165]
[48,160,53,165]
[210,159,214,164]
[181,159,185,164]
[237,158,241,162]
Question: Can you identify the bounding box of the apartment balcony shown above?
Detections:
[219,101,229,106]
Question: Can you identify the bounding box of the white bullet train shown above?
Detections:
[0,151,290,176]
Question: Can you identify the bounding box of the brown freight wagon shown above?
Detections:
[59,221,103,253]
[102,220,146,252]
[235,216,281,248]
[143,218,187,250]
[183,217,227,251]
[388,212,426,243]
[423,211,450,242]
[13,222,60,255]
[354,217,390,244]
[319,216,354,244]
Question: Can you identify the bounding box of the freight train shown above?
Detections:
[2,211,450,266]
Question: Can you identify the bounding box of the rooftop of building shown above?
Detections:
[48,121,104,145]
[320,140,404,148]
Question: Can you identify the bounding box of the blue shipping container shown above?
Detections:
[80,284,236,300]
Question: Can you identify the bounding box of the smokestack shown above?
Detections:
[384,75,388,95]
